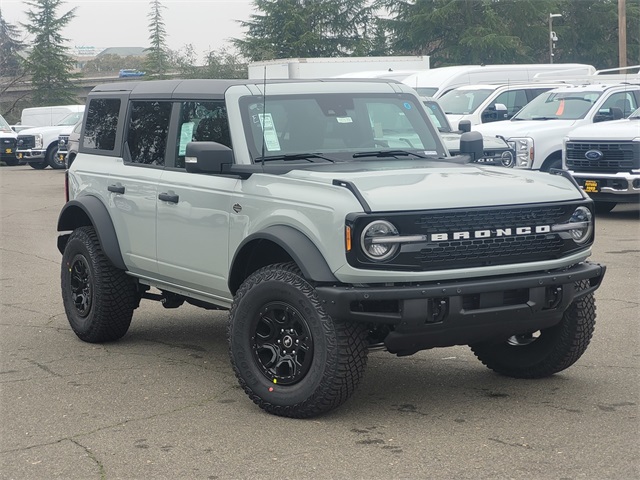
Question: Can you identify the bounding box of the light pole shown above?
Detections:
[549,13,562,63]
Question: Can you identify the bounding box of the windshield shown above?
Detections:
[240,93,446,162]
[512,90,602,121]
[438,88,494,115]
[415,87,439,97]
[422,100,452,133]
[57,112,84,126]
[0,114,11,132]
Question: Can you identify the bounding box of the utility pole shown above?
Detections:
[619,0,627,67]
[549,13,562,64]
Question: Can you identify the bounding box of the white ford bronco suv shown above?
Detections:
[57,79,606,418]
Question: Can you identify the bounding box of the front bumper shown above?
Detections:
[16,149,46,163]
[316,261,605,355]
[570,170,640,203]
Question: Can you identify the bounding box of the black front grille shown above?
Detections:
[347,202,590,272]
[566,142,640,172]
[1,138,16,148]
[17,135,35,150]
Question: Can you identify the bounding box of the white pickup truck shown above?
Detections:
[563,108,640,213]
[15,110,84,169]
[474,83,640,171]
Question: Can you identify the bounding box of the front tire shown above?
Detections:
[47,145,65,169]
[471,281,596,378]
[61,226,137,342]
[228,263,368,418]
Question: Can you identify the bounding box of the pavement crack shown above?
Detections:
[26,359,63,378]
[69,438,106,479]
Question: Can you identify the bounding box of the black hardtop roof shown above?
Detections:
[89,77,402,100]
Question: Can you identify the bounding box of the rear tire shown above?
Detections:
[228,263,368,418]
[471,281,596,378]
[61,226,137,342]
[29,160,48,169]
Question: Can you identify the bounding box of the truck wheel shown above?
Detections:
[228,263,368,418]
[3,157,19,166]
[470,281,596,378]
[61,226,137,343]
[29,160,48,169]
[594,202,616,214]
[47,145,65,169]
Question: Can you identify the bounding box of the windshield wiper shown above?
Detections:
[255,153,336,163]
[529,116,558,121]
[352,150,427,159]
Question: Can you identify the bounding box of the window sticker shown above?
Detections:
[336,117,353,123]
[178,122,195,156]
[423,150,438,156]
[403,102,412,110]
[258,113,281,151]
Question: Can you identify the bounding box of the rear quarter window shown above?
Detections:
[83,98,121,151]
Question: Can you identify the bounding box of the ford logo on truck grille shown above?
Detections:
[585,149,603,161]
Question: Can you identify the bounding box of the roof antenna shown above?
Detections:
[260,65,267,167]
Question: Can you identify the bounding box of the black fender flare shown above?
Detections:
[57,196,126,270]
[229,225,338,293]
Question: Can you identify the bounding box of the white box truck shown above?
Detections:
[248,56,430,79]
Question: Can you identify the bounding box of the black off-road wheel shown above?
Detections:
[61,226,137,343]
[471,281,596,378]
[228,263,369,418]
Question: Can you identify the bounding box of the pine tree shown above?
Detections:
[0,8,26,77]
[233,0,379,61]
[22,0,78,105]
[144,0,171,78]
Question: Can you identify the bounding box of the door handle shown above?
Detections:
[108,184,125,194]
[158,192,179,203]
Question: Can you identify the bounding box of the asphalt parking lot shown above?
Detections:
[1,166,638,480]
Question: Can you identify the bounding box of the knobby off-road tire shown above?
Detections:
[471,280,596,378]
[61,226,137,343]
[228,263,369,418]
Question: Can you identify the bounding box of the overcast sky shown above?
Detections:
[1,0,255,57]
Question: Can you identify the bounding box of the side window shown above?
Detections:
[175,101,230,168]
[600,92,638,118]
[491,89,528,119]
[126,101,172,166]
[83,98,120,151]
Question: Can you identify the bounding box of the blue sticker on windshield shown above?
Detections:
[404,102,412,110]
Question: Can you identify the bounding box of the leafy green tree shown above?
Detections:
[21,0,78,105]
[144,0,171,78]
[234,0,380,61]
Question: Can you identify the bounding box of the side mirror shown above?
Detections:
[458,120,471,133]
[459,131,484,162]
[185,141,233,173]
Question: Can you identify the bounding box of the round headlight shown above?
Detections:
[568,206,593,244]
[500,150,515,168]
[360,220,399,261]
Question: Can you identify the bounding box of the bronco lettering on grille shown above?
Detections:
[430,225,551,242]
